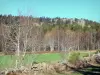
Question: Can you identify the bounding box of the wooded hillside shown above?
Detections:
[0,15,100,53]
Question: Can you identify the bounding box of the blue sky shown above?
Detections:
[0,0,100,22]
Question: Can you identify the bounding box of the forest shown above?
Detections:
[0,15,100,53]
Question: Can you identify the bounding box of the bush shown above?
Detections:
[81,53,89,57]
[95,50,100,54]
[68,52,80,64]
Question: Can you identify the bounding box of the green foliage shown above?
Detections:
[70,24,83,31]
[95,49,100,54]
[80,53,89,58]
[42,24,54,33]
[68,52,80,64]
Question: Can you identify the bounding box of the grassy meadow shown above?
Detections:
[0,51,96,69]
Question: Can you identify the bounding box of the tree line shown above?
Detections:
[0,15,100,53]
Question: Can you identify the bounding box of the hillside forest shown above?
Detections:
[0,15,100,53]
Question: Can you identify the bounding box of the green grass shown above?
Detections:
[0,51,97,75]
[0,51,95,69]
[0,55,16,69]
[0,53,62,69]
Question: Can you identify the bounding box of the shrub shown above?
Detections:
[68,52,80,64]
[95,50,100,54]
[81,53,89,57]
